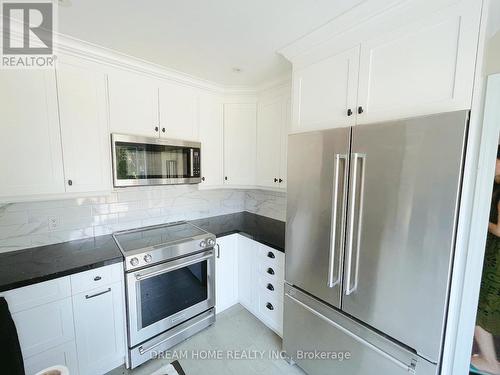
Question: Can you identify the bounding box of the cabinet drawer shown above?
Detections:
[13,297,74,358]
[258,294,283,335]
[258,275,283,302]
[1,277,71,313]
[70,263,122,294]
[257,246,284,269]
[256,260,284,282]
[24,341,78,375]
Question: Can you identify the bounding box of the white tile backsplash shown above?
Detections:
[0,186,286,253]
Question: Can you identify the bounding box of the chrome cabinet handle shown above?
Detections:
[345,153,366,296]
[85,288,111,299]
[216,244,220,259]
[328,154,348,288]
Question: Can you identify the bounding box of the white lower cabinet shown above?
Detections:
[234,234,284,336]
[72,281,126,375]
[215,234,239,313]
[1,263,125,375]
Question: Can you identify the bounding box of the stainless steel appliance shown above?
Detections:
[284,111,469,375]
[111,133,201,187]
[113,222,216,368]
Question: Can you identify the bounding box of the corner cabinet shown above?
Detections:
[0,69,65,197]
[288,0,482,132]
[223,103,257,187]
[256,93,290,189]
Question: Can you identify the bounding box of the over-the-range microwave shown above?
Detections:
[111,133,201,187]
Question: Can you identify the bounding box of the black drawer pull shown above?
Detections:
[267,268,275,275]
[93,276,102,281]
[267,283,274,291]
[266,302,274,311]
[267,251,275,259]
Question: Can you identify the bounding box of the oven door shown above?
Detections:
[126,249,215,347]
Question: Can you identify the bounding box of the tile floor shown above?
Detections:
[107,304,306,375]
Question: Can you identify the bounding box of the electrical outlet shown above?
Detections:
[48,216,60,231]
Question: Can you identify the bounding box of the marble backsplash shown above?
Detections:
[0,186,286,253]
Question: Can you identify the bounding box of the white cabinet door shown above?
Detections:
[223,103,257,186]
[72,282,125,375]
[291,46,359,133]
[237,235,258,315]
[12,298,75,359]
[57,59,111,193]
[159,82,199,141]
[24,341,78,375]
[199,94,224,187]
[256,99,283,188]
[356,3,480,124]
[108,70,159,137]
[215,235,238,313]
[0,69,65,197]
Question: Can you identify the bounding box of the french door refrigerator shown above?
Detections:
[283,110,469,375]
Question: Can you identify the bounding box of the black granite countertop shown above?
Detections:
[0,235,123,292]
[0,211,285,293]
[190,212,285,252]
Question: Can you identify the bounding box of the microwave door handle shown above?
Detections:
[135,251,213,281]
[190,149,194,177]
[345,153,366,296]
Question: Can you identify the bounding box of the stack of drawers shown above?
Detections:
[255,245,285,335]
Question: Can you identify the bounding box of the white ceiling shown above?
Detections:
[58,0,365,86]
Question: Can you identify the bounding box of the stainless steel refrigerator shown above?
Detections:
[283,110,469,375]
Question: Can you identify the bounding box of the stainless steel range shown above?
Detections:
[113,221,216,368]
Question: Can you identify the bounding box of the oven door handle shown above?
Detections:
[134,251,213,281]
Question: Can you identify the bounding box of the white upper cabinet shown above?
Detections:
[256,92,290,189]
[223,103,257,186]
[0,69,65,198]
[199,94,224,187]
[159,82,199,141]
[356,2,480,124]
[107,69,159,137]
[291,46,359,133]
[286,0,482,130]
[57,58,111,193]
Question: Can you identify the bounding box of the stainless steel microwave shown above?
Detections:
[111,134,201,187]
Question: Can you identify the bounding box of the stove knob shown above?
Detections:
[130,257,139,267]
[200,240,207,248]
[144,254,152,263]
[207,238,215,247]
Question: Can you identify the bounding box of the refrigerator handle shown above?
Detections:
[328,154,348,288]
[345,153,366,296]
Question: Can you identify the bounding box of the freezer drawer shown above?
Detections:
[283,285,437,375]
